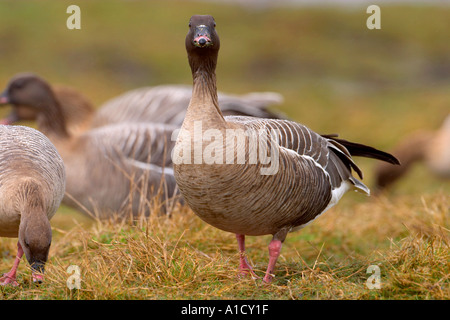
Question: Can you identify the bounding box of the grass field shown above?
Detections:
[0,1,449,300]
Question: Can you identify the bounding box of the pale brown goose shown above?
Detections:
[173,15,400,283]
[0,125,65,286]
[375,114,450,191]
[0,74,178,218]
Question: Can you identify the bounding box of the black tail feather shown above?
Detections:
[322,134,401,165]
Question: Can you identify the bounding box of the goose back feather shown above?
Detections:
[0,125,65,235]
[92,84,285,128]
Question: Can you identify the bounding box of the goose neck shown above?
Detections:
[186,61,225,129]
[36,96,70,139]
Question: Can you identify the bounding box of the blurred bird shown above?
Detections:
[375,114,450,191]
[93,84,285,128]
[0,74,178,218]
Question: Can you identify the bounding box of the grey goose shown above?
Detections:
[0,125,65,286]
[0,74,178,218]
[173,15,400,283]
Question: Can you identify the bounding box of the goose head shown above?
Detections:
[0,73,57,124]
[186,15,220,72]
[18,216,52,283]
[0,73,69,137]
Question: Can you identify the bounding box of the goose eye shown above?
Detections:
[189,22,192,28]
[12,81,24,90]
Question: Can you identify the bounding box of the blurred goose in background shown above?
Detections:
[0,82,95,136]
[375,114,450,191]
[0,75,285,133]
[0,125,65,286]
[0,74,178,219]
[174,15,400,283]
[92,84,285,128]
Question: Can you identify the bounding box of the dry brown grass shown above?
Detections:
[1,188,447,300]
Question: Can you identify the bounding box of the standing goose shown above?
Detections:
[0,125,65,286]
[0,74,178,218]
[375,114,450,191]
[0,75,285,132]
[173,15,400,283]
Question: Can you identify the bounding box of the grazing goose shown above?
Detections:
[0,125,65,286]
[375,114,450,191]
[173,15,400,283]
[0,74,178,218]
[0,75,285,131]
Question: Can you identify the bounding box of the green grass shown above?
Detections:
[0,1,449,300]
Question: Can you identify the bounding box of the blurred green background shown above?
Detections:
[0,0,449,198]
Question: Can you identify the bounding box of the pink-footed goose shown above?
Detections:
[173,15,400,283]
[0,74,178,219]
[0,125,65,286]
[375,114,450,191]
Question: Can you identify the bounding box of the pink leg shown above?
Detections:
[235,234,258,279]
[0,242,24,286]
[263,239,282,283]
